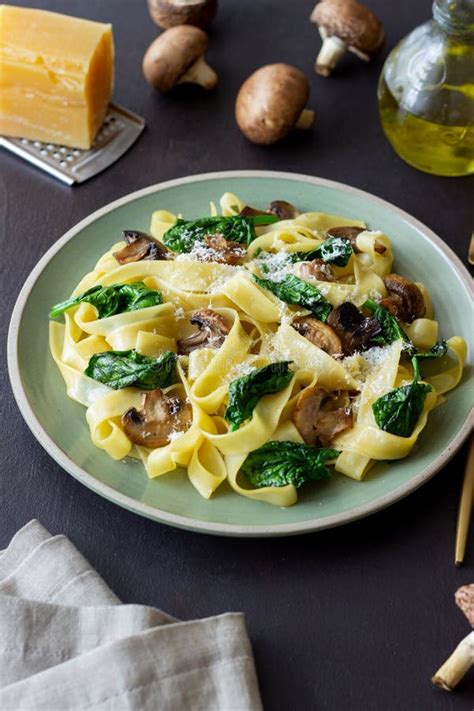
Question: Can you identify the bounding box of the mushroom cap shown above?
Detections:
[235,64,310,145]
[122,389,192,448]
[327,302,382,355]
[292,316,342,356]
[177,309,231,354]
[143,25,209,91]
[148,0,218,30]
[310,0,384,54]
[115,230,172,264]
[268,200,300,220]
[381,273,426,323]
[292,386,353,446]
[300,258,335,282]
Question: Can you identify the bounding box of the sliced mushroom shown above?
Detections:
[235,64,314,145]
[325,225,386,254]
[114,230,172,264]
[300,258,335,282]
[122,388,192,448]
[143,25,217,92]
[177,309,231,354]
[310,0,384,77]
[381,274,426,324]
[268,201,300,220]
[292,316,342,356]
[239,200,299,220]
[199,234,245,265]
[239,205,268,218]
[147,0,218,29]
[292,386,353,446]
[327,302,382,355]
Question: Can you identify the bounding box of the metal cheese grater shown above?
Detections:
[0,103,145,186]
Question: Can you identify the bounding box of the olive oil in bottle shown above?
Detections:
[378,0,474,177]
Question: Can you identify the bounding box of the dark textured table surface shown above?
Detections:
[1,1,473,709]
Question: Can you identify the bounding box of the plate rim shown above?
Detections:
[7,170,474,537]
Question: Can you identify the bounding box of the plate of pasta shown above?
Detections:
[8,171,473,535]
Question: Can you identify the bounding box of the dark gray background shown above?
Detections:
[1,1,473,709]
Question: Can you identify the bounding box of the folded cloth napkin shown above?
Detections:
[0,521,263,711]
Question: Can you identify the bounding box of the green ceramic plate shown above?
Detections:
[7,172,473,536]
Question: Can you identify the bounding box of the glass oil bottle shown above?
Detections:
[378,0,474,176]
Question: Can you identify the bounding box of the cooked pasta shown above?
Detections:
[49,193,466,506]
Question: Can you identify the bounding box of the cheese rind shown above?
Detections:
[0,5,114,149]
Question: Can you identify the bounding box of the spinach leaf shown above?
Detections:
[254,274,333,322]
[240,441,340,489]
[50,282,162,320]
[301,237,353,266]
[85,350,177,390]
[163,214,278,253]
[279,237,353,267]
[314,237,353,266]
[363,299,415,355]
[372,356,432,437]
[225,362,294,431]
[414,340,448,361]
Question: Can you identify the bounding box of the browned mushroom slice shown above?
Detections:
[381,274,425,324]
[300,258,335,282]
[327,302,382,355]
[122,388,192,448]
[268,200,299,220]
[114,230,172,264]
[325,225,386,254]
[177,309,231,355]
[292,386,353,446]
[239,200,299,220]
[200,234,246,265]
[292,316,342,356]
[239,205,269,217]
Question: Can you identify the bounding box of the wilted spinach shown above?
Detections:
[225,361,294,431]
[363,299,415,354]
[85,350,177,390]
[372,356,432,437]
[299,237,354,266]
[50,282,162,320]
[163,214,278,253]
[240,441,340,488]
[254,274,332,322]
[413,341,448,361]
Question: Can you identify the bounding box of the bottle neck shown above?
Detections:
[432,0,474,35]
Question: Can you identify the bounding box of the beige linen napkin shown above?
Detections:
[0,520,263,711]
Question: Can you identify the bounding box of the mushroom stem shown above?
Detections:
[295,108,315,130]
[432,631,474,691]
[177,55,217,89]
[315,35,347,76]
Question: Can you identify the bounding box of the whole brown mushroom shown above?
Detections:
[143,25,217,92]
[235,64,314,145]
[147,0,218,30]
[310,0,384,77]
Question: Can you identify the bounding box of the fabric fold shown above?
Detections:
[0,520,262,711]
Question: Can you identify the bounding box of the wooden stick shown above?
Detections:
[455,437,474,566]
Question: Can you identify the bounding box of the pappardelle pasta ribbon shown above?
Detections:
[49,193,467,507]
